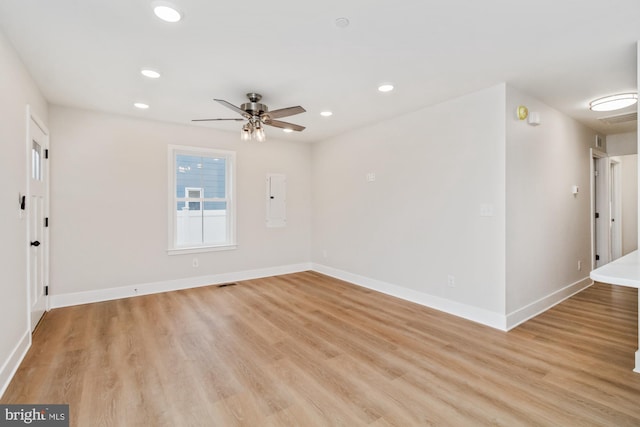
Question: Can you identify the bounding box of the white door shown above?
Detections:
[28,112,49,331]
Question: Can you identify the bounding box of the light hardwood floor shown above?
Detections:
[2,272,640,426]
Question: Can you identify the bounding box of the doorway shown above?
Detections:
[592,150,608,269]
[591,149,638,270]
[27,107,49,331]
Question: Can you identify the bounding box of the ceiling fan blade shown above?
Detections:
[191,118,245,122]
[266,106,306,119]
[214,99,250,117]
[265,119,306,132]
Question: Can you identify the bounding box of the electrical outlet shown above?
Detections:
[479,204,494,217]
[192,258,199,268]
[578,260,582,271]
[447,275,456,287]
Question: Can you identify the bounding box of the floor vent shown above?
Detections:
[598,112,637,125]
[218,282,238,288]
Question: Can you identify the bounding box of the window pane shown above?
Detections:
[32,140,42,181]
[204,201,227,210]
[176,155,226,199]
[175,155,201,198]
[175,204,228,246]
[173,149,233,249]
[202,157,226,199]
[203,204,228,244]
[176,208,204,246]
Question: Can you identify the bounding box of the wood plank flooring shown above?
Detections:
[2,272,640,426]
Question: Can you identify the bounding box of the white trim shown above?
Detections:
[609,157,623,261]
[0,330,30,398]
[50,263,312,308]
[635,350,640,374]
[312,263,508,330]
[167,244,238,255]
[592,149,611,269]
[505,277,593,330]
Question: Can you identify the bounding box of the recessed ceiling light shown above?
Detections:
[141,69,161,79]
[589,93,637,112]
[134,102,150,109]
[153,5,181,23]
[282,128,294,133]
[320,111,333,117]
[378,84,394,93]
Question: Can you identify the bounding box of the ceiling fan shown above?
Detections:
[192,93,306,141]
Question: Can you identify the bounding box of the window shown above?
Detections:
[168,145,236,253]
[32,140,42,181]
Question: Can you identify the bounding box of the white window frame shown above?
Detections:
[168,145,237,254]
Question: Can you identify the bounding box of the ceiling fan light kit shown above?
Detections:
[193,93,306,142]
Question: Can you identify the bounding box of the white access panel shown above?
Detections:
[266,174,286,227]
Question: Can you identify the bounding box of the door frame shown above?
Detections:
[609,157,623,261]
[26,105,50,331]
[591,149,609,269]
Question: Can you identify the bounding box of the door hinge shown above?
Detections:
[44,149,49,159]
[595,255,600,261]
[595,212,600,219]
[44,217,49,227]
[45,286,49,296]
[594,170,599,177]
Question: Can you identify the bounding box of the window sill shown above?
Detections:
[167,244,238,256]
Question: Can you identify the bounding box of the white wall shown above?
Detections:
[311,84,507,321]
[607,132,637,156]
[0,29,48,393]
[311,84,596,329]
[505,86,595,320]
[49,106,311,296]
[620,155,638,255]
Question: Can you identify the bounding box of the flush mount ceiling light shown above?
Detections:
[589,93,637,112]
[153,4,182,23]
[320,111,333,117]
[378,84,394,93]
[140,69,161,79]
[134,102,149,109]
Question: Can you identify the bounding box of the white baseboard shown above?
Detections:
[311,263,508,331]
[0,330,30,398]
[505,277,593,330]
[49,263,593,332]
[50,263,312,309]
[634,350,640,374]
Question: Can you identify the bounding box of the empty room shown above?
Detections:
[1,1,640,425]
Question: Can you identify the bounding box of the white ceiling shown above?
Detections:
[0,0,638,142]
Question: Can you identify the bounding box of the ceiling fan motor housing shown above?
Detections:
[241,92,268,117]
[241,101,268,115]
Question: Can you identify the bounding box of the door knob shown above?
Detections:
[30,240,41,247]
